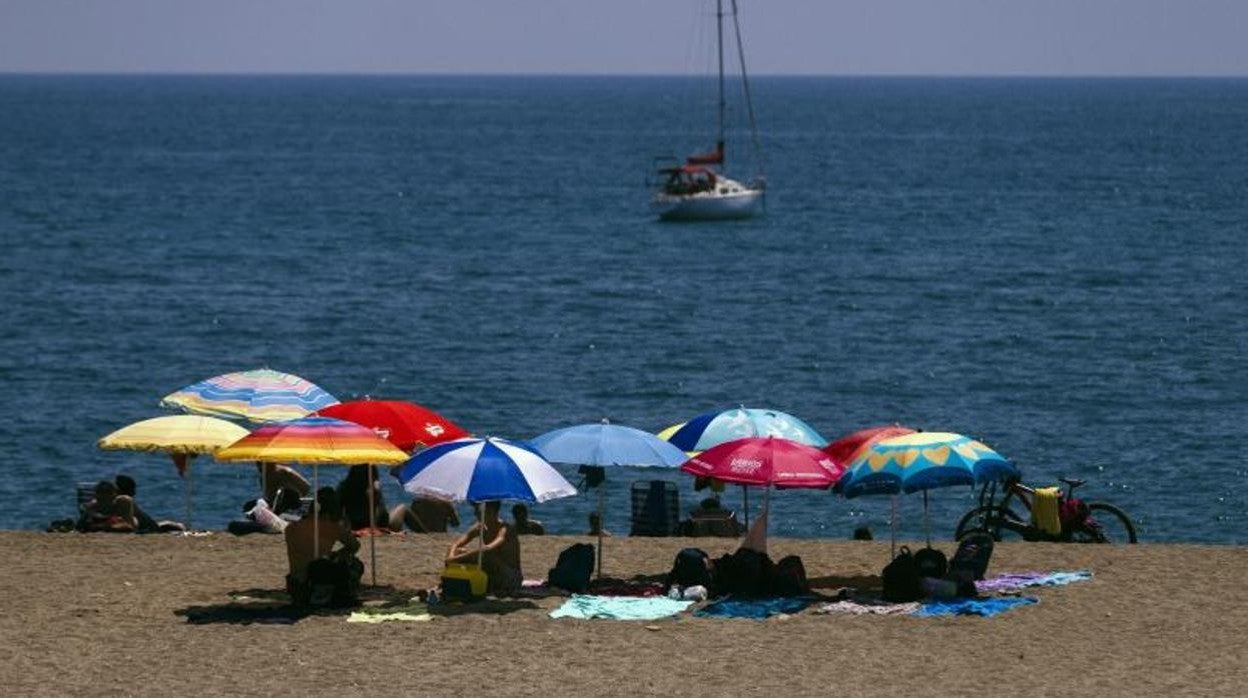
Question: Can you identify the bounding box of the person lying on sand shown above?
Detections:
[446,501,521,595]
[285,488,362,606]
[389,496,460,533]
[258,462,310,504]
[511,503,545,535]
[77,480,138,533]
[115,475,185,533]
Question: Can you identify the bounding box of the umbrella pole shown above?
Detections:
[185,457,194,531]
[923,490,931,548]
[476,502,485,569]
[890,494,898,558]
[742,486,749,527]
[368,464,377,587]
[596,486,605,579]
[313,465,319,561]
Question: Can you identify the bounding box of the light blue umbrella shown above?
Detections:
[665,407,828,453]
[531,422,686,577]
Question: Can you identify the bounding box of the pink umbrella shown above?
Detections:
[681,437,845,551]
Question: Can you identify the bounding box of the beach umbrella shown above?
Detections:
[680,436,845,553]
[395,437,577,570]
[161,368,339,424]
[664,407,828,452]
[315,399,469,452]
[531,421,687,577]
[215,416,408,584]
[98,415,251,529]
[838,431,1017,550]
[824,425,917,469]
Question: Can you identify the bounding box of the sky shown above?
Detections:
[1,0,1247,76]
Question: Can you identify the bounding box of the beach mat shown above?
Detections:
[694,597,810,620]
[912,597,1038,618]
[347,603,433,624]
[976,570,1093,593]
[549,594,692,621]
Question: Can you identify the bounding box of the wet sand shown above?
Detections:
[2,531,1245,696]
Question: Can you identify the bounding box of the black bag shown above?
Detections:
[913,546,949,579]
[665,547,713,592]
[713,548,773,598]
[948,532,994,582]
[881,546,922,602]
[770,555,810,597]
[548,543,595,593]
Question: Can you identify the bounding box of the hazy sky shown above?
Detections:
[2,0,1247,76]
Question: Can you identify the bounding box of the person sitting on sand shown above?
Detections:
[77,480,138,533]
[284,488,362,607]
[587,511,611,537]
[446,501,521,596]
[115,475,185,533]
[336,466,387,531]
[258,462,310,504]
[511,503,545,535]
[389,496,460,533]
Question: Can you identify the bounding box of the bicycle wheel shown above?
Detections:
[1071,502,1138,544]
[954,505,1029,542]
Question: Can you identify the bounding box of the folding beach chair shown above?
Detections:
[630,480,679,536]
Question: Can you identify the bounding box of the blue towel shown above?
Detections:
[912,596,1038,618]
[694,597,810,620]
[549,594,692,621]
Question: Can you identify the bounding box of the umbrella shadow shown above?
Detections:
[175,601,320,625]
[427,598,539,617]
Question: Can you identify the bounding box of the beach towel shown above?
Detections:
[814,599,921,616]
[975,570,1093,594]
[1031,487,1062,536]
[694,597,809,620]
[912,596,1037,618]
[549,594,692,621]
[347,605,433,623]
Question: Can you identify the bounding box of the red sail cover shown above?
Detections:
[686,141,724,165]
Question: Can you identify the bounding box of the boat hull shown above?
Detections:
[653,189,765,221]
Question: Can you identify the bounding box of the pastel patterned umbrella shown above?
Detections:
[664,407,828,453]
[161,368,339,424]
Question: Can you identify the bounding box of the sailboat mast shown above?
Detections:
[730,0,763,176]
[716,0,726,154]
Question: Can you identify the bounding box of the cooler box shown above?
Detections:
[441,563,488,600]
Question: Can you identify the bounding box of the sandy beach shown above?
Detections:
[1,531,1245,696]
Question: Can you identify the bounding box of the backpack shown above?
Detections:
[713,548,773,598]
[913,546,949,579]
[881,546,922,602]
[948,532,994,582]
[770,555,810,597]
[547,543,595,593]
[665,547,713,593]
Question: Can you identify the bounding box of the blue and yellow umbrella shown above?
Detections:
[838,432,1015,498]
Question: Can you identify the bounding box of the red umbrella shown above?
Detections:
[682,436,845,489]
[316,399,469,453]
[823,425,916,468]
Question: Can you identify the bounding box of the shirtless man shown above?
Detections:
[78,480,138,532]
[284,488,361,605]
[390,496,460,533]
[446,501,521,595]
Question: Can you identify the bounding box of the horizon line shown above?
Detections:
[2,70,1248,80]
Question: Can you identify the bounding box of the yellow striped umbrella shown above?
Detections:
[98,415,250,528]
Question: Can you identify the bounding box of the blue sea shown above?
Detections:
[1,75,1244,543]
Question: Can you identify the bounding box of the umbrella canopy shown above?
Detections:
[665,407,828,453]
[838,432,1016,499]
[214,416,408,465]
[824,425,917,468]
[316,399,469,453]
[531,423,687,468]
[680,436,845,490]
[396,437,577,504]
[161,368,339,424]
[98,415,249,456]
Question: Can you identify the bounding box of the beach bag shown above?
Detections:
[548,543,595,593]
[1059,497,1089,531]
[913,546,948,579]
[948,532,994,582]
[666,548,713,592]
[770,555,810,597]
[881,546,922,602]
[714,548,773,598]
[304,554,363,607]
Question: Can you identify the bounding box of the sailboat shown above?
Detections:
[651,0,766,222]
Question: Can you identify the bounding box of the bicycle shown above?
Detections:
[954,475,1138,544]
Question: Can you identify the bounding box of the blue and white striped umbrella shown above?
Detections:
[395,437,577,504]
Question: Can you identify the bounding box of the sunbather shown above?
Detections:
[258,462,310,503]
[446,501,521,595]
[511,503,545,535]
[336,466,387,530]
[114,475,185,533]
[389,496,460,533]
[285,488,362,606]
[77,480,138,532]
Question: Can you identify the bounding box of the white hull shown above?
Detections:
[653,188,764,221]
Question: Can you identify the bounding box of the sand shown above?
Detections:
[1,531,1245,696]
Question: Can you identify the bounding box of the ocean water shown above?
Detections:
[0,75,1245,543]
